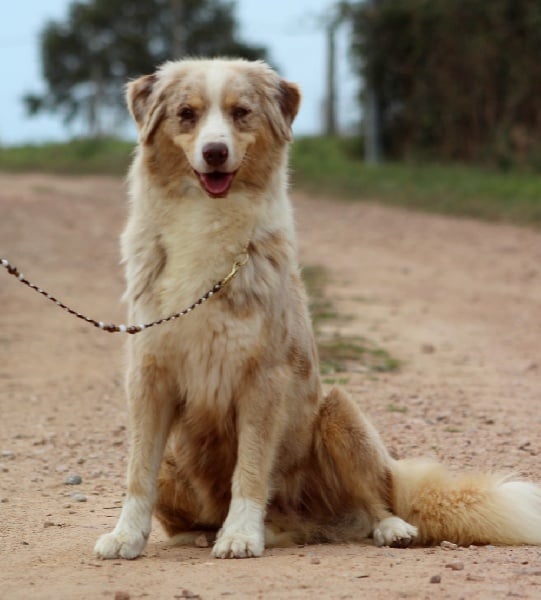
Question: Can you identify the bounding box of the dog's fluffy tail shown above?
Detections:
[392,458,541,546]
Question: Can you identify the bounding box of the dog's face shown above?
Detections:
[127,59,301,198]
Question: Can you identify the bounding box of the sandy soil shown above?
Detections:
[1,172,540,599]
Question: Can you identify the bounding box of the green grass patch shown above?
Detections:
[0,138,133,176]
[386,403,409,414]
[319,335,400,374]
[301,264,399,375]
[291,136,541,227]
[323,377,350,386]
[3,136,541,226]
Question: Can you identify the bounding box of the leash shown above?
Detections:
[0,250,249,334]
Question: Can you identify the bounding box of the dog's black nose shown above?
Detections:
[202,142,229,167]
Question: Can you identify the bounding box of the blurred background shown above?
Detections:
[1,0,541,225]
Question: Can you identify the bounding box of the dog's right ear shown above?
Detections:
[126,74,165,144]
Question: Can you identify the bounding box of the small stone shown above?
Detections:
[71,493,87,502]
[310,557,321,565]
[440,540,458,550]
[194,534,209,548]
[114,593,130,600]
[177,590,200,599]
[421,344,436,354]
[466,574,485,582]
[430,574,441,584]
[445,561,464,571]
[65,474,82,485]
[1,451,15,459]
[1,498,8,503]
[43,521,56,528]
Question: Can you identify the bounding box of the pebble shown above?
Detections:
[466,574,485,582]
[310,557,321,565]
[43,521,56,528]
[430,574,441,584]
[114,593,130,600]
[65,474,82,485]
[440,540,458,550]
[177,590,200,599]
[445,561,464,571]
[194,534,209,548]
[1,450,15,459]
[71,493,87,502]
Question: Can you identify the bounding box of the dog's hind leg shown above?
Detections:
[94,354,176,559]
[313,387,417,547]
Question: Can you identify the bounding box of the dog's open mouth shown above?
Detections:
[197,171,236,198]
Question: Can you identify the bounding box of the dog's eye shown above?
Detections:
[178,106,196,122]
[232,106,251,120]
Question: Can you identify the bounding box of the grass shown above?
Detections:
[0,138,133,176]
[386,403,409,414]
[301,264,400,375]
[2,135,541,225]
[318,336,400,374]
[291,136,541,227]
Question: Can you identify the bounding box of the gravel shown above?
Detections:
[64,474,82,485]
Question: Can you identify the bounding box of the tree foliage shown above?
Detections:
[25,0,268,135]
[350,0,541,166]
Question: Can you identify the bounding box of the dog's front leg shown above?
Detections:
[212,376,283,559]
[94,358,174,559]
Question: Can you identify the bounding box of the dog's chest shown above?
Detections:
[155,198,254,313]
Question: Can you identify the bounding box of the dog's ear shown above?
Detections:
[278,79,301,136]
[126,73,165,144]
[264,77,301,142]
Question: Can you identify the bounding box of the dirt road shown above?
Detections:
[1,173,540,599]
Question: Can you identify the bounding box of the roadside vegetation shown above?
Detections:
[301,264,399,378]
[1,136,541,227]
[291,137,541,227]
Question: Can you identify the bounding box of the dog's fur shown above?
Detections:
[94,58,541,560]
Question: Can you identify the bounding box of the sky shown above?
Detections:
[0,0,360,145]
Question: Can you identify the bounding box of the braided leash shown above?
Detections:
[0,251,249,334]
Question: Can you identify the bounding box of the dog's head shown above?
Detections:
[126,59,301,198]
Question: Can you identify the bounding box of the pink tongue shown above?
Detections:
[200,172,234,197]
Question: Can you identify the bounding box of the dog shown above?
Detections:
[94,58,541,560]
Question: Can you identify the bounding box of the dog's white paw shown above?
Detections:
[373,516,417,548]
[94,528,148,560]
[212,530,264,559]
[211,498,265,559]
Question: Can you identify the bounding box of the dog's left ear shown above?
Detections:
[126,73,165,144]
[275,79,301,142]
[279,80,301,129]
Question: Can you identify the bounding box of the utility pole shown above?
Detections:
[325,20,337,136]
[171,0,186,59]
[364,0,382,164]
[323,2,353,137]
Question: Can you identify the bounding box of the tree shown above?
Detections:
[24,0,268,136]
[349,0,541,166]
